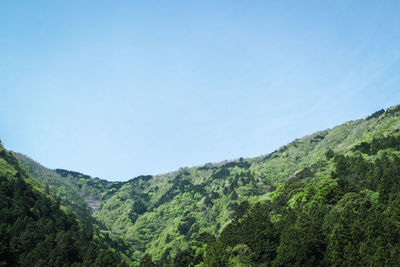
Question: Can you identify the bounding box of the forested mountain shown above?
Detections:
[2,104,400,266]
[13,153,123,222]
[0,142,128,266]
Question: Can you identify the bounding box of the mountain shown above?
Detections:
[0,141,128,266]
[3,104,400,266]
[13,153,123,222]
[92,105,400,265]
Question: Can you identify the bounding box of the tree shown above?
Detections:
[132,199,147,214]
[140,253,154,267]
[204,241,228,267]
[325,149,334,160]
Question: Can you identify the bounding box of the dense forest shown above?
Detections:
[1,104,400,266]
[0,144,128,266]
[200,135,400,266]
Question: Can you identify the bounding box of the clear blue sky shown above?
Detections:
[1,1,400,181]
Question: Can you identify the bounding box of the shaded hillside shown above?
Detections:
[13,153,122,222]
[0,142,127,266]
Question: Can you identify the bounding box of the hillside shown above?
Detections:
[88,105,399,264]
[6,104,400,266]
[201,132,400,266]
[0,142,127,266]
[13,153,123,221]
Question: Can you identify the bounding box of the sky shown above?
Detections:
[1,1,400,181]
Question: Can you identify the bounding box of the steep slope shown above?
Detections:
[0,142,127,266]
[92,105,400,264]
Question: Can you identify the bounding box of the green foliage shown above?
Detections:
[139,253,154,267]
[233,200,250,220]
[366,108,385,120]
[221,202,278,264]
[204,241,229,267]
[353,134,400,155]
[273,202,327,266]
[132,199,147,215]
[90,106,400,264]
[4,104,400,265]
[325,148,335,160]
[177,215,196,236]
[199,129,400,266]
[0,146,127,266]
[13,153,122,223]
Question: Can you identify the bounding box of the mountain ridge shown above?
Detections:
[6,104,400,265]
[13,105,400,185]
